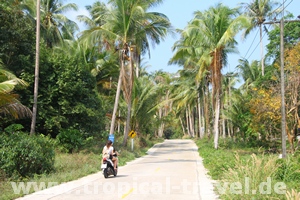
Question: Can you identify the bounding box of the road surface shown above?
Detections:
[16,139,218,200]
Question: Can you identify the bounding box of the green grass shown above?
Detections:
[0,136,163,200]
[195,138,300,200]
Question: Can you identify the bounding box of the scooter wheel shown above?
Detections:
[103,169,108,178]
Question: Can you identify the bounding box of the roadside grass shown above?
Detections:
[195,138,300,200]
[0,135,163,200]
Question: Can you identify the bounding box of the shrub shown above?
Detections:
[56,129,85,153]
[4,124,24,134]
[0,132,55,178]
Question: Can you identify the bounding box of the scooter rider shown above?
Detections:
[102,140,118,171]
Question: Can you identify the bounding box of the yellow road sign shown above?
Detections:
[128,130,137,138]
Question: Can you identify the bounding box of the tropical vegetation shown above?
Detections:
[0,0,300,199]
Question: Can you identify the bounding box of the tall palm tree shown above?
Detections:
[239,0,279,76]
[30,0,40,135]
[24,0,78,48]
[184,4,250,149]
[80,0,171,146]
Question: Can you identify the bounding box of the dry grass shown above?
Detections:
[286,189,300,200]
[220,154,284,200]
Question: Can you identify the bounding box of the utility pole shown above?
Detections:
[263,1,300,158]
[280,2,286,159]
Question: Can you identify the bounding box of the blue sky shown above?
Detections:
[65,0,299,74]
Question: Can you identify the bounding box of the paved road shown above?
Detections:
[17,139,218,200]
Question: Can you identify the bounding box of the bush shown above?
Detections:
[56,129,85,153]
[0,132,55,178]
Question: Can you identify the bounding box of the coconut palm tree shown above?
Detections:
[24,0,78,48]
[239,0,279,76]
[170,70,198,137]
[236,58,261,90]
[79,0,171,145]
[30,0,40,135]
[182,4,250,149]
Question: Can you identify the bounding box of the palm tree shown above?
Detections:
[0,60,32,119]
[151,71,174,137]
[239,0,279,76]
[131,75,158,134]
[222,72,238,138]
[236,58,261,90]
[80,0,171,146]
[171,70,198,137]
[30,0,40,135]
[183,4,250,149]
[24,0,78,48]
[170,28,213,138]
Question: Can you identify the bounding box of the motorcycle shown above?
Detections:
[101,157,118,178]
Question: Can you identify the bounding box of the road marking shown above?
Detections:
[155,167,160,172]
[122,188,134,199]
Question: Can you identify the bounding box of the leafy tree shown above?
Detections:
[284,42,300,151]
[18,45,105,137]
[266,16,300,62]
[0,3,35,76]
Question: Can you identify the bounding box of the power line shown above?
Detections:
[243,29,259,59]
[245,0,294,61]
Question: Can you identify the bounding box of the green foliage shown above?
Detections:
[56,129,85,153]
[0,132,55,178]
[196,138,300,199]
[18,49,106,136]
[275,155,300,184]
[0,3,35,76]
[266,14,300,62]
[196,139,237,179]
[4,124,24,133]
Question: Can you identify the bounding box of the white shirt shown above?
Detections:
[103,145,113,156]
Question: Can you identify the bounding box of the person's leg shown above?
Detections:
[112,157,118,169]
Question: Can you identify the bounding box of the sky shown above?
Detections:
[65,0,300,74]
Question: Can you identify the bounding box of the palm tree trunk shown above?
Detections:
[197,93,203,138]
[186,109,190,136]
[109,60,123,136]
[158,108,164,137]
[260,25,265,76]
[203,86,210,138]
[180,117,186,136]
[123,99,131,146]
[214,91,220,149]
[188,105,195,137]
[30,0,41,135]
[123,53,134,146]
[117,110,121,133]
[222,118,226,138]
